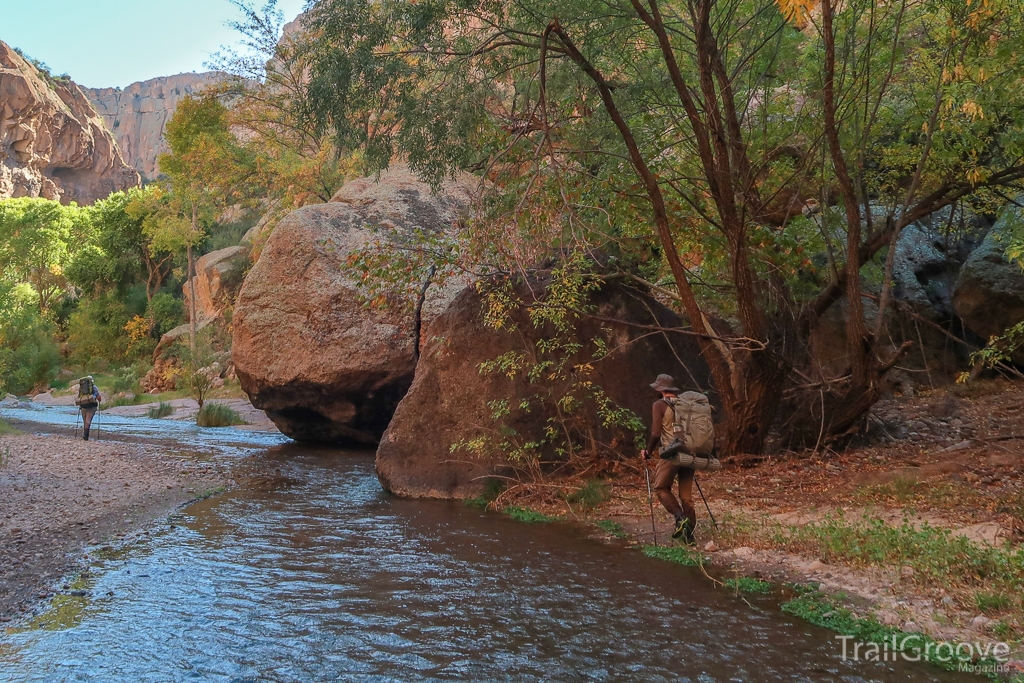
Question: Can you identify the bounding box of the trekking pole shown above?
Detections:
[694,475,719,531]
[644,460,658,546]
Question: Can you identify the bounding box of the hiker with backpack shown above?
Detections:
[75,376,101,441]
[640,374,716,544]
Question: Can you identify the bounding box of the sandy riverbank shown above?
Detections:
[0,432,232,621]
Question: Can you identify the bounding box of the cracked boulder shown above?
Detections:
[232,165,476,444]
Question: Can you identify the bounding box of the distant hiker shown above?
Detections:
[640,374,701,544]
[75,376,101,441]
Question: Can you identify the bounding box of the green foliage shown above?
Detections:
[464,478,506,508]
[565,480,611,508]
[596,520,629,539]
[66,292,133,365]
[502,506,557,523]
[196,402,245,427]
[0,197,92,311]
[781,587,903,645]
[0,282,60,394]
[146,293,184,338]
[975,591,1012,614]
[723,577,772,594]
[642,544,706,567]
[146,402,175,419]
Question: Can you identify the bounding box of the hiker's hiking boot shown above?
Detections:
[672,517,688,540]
[672,517,696,545]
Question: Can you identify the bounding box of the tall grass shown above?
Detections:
[196,403,245,427]
[146,402,174,419]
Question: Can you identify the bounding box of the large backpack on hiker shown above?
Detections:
[75,377,97,408]
[660,391,720,470]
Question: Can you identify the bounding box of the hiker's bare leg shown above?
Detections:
[677,467,697,529]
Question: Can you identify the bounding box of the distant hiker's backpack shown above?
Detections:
[75,377,96,407]
[665,391,715,456]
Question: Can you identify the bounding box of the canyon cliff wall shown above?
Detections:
[83,72,221,180]
[0,41,139,204]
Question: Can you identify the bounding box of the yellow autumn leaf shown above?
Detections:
[777,0,815,23]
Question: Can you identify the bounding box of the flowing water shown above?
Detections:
[0,407,976,682]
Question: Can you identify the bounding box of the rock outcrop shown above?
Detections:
[0,42,139,204]
[83,72,221,180]
[183,245,249,323]
[954,206,1024,345]
[232,165,477,444]
[375,278,713,499]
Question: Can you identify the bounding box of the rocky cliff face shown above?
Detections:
[83,72,221,180]
[0,41,139,204]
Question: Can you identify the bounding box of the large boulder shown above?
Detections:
[375,278,713,499]
[183,245,249,323]
[954,206,1024,345]
[232,165,476,444]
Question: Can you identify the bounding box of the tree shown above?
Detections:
[207,0,356,212]
[301,0,1024,455]
[0,197,91,312]
[64,186,176,301]
[158,94,251,355]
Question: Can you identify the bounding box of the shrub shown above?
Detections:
[146,402,174,418]
[196,402,245,427]
[565,479,611,508]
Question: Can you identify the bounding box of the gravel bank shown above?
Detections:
[0,433,227,621]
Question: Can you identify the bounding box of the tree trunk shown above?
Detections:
[188,205,198,360]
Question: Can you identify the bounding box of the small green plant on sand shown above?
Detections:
[643,544,706,567]
[503,506,557,523]
[597,520,629,539]
[196,403,245,427]
[0,419,20,436]
[146,402,174,419]
[723,577,772,594]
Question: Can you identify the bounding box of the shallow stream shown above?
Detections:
[0,407,975,682]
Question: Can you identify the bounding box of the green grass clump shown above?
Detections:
[597,520,629,539]
[565,479,611,508]
[723,577,772,594]
[642,544,705,567]
[503,506,557,523]
[0,419,21,436]
[779,587,1005,674]
[196,403,245,427]
[464,479,505,509]
[975,591,1011,614]
[146,402,174,419]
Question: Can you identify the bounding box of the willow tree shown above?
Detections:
[301,0,1024,455]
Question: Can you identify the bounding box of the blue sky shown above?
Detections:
[0,0,309,88]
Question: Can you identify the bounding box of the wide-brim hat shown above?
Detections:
[650,374,680,393]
